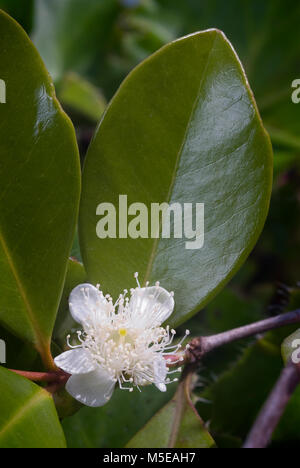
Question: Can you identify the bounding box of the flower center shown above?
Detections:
[118,328,127,337]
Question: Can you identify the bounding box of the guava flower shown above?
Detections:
[54,273,189,407]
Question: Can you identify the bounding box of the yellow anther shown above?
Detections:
[119,328,127,337]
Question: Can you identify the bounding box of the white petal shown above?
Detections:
[156,383,167,392]
[54,348,95,375]
[66,368,116,407]
[154,358,167,392]
[129,286,174,328]
[69,283,109,326]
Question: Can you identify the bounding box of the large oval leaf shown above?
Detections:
[0,11,80,365]
[0,366,66,448]
[79,29,273,326]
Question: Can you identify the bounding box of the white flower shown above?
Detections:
[54,273,189,407]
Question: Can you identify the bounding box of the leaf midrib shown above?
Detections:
[143,31,218,285]
[0,226,45,348]
[0,391,46,442]
[167,381,186,448]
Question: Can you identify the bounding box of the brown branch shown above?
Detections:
[186,308,300,363]
[8,310,300,401]
[8,369,65,382]
[9,369,70,393]
[243,361,300,448]
[182,309,300,447]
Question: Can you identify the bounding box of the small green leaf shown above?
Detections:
[0,366,66,448]
[0,11,80,363]
[58,72,106,122]
[79,29,273,327]
[126,380,215,448]
[32,0,121,82]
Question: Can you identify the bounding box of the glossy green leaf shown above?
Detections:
[58,72,106,122]
[0,366,66,448]
[79,29,273,327]
[122,0,300,181]
[0,11,80,362]
[153,1,300,150]
[63,384,175,447]
[126,381,215,448]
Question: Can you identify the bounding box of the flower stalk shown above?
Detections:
[8,369,70,395]
[9,369,69,384]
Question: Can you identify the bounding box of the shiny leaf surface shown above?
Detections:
[79,29,273,327]
[0,11,80,363]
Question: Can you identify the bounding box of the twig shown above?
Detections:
[183,309,300,447]
[9,369,70,393]
[186,309,300,363]
[8,369,65,382]
[243,361,300,448]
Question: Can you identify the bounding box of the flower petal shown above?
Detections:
[153,358,167,392]
[129,286,174,328]
[66,368,116,407]
[54,348,95,375]
[69,283,109,326]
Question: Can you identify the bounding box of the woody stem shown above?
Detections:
[186,308,300,363]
